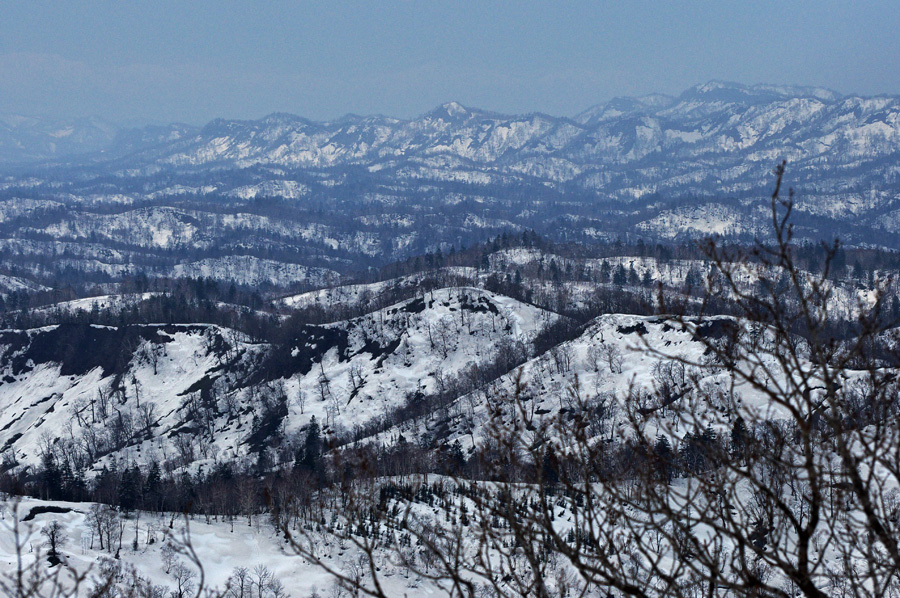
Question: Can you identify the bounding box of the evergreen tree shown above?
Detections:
[627,262,640,285]
[653,435,674,483]
[39,451,62,500]
[730,417,748,463]
[144,461,162,511]
[118,465,142,511]
[599,260,611,283]
[296,416,324,476]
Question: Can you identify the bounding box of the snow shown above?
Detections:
[0,498,349,597]
[226,180,309,201]
[280,287,557,439]
[278,268,478,312]
[172,257,339,288]
[0,274,49,296]
[419,313,816,454]
[0,325,252,469]
[0,287,555,474]
[638,203,749,237]
[30,293,160,317]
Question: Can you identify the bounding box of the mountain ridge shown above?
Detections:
[1,80,900,289]
[0,80,882,166]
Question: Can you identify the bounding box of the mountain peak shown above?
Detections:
[442,101,468,116]
[426,101,474,121]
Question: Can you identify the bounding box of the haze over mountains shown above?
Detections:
[1,79,900,289]
[2,81,896,187]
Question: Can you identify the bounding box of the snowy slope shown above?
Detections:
[420,313,828,451]
[28,293,161,316]
[269,287,558,442]
[0,288,557,474]
[172,256,339,288]
[278,267,478,312]
[0,274,49,296]
[0,324,265,470]
[0,497,411,597]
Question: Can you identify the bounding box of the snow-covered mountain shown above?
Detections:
[54,80,897,201]
[3,81,898,202]
[2,229,899,596]
[0,288,555,473]
[2,81,900,306]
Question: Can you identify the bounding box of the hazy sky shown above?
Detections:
[1,1,899,124]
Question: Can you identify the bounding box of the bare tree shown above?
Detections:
[225,567,251,598]
[40,520,66,566]
[601,342,624,374]
[168,561,197,598]
[138,401,158,440]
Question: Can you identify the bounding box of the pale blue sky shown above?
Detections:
[1,1,898,124]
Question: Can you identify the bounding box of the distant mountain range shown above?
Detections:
[4,79,899,207]
[5,81,900,198]
[1,81,899,290]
